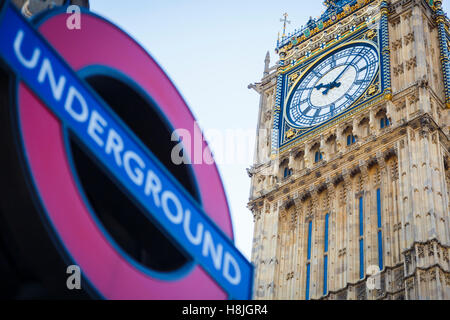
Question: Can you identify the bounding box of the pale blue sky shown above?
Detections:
[90,1,449,260]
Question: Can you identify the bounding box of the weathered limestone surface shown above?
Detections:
[249,0,449,300]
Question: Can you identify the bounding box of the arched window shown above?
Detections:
[380,116,390,129]
[347,134,356,146]
[283,167,293,178]
[314,151,322,163]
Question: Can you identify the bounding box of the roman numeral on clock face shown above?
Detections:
[354,79,367,85]
[330,56,336,68]
[329,103,336,115]
[312,70,321,78]
[359,65,368,72]
[299,98,309,105]
[302,106,312,115]
[294,98,308,108]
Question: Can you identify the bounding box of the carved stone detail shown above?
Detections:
[406,57,417,70]
[404,32,415,45]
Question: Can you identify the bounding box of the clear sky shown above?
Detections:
[90,0,449,260]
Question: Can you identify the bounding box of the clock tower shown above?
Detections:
[248,0,450,300]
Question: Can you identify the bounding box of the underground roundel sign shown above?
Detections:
[0,1,252,299]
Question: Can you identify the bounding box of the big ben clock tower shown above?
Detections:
[248,0,450,300]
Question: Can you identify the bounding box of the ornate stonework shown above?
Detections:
[249,0,449,300]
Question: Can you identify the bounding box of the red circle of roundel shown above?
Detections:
[17,10,233,299]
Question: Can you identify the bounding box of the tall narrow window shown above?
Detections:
[347,135,356,146]
[377,188,384,270]
[359,196,364,279]
[306,263,311,301]
[323,213,329,296]
[380,116,390,129]
[283,167,293,178]
[314,151,322,163]
[306,220,312,300]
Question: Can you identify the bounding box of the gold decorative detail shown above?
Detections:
[288,73,299,87]
[286,129,296,140]
[446,102,450,109]
[380,8,389,16]
[278,21,371,73]
[384,88,393,101]
[277,0,377,56]
[367,84,378,96]
[343,4,351,14]
[366,29,377,39]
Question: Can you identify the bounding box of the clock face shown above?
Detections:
[285,42,379,128]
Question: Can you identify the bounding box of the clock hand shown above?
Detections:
[317,81,344,95]
[315,83,332,95]
[321,80,343,95]
[329,81,341,90]
[331,49,362,84]
[315,83,332,90]
[331,65,350,86]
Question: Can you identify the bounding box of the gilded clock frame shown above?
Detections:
[282,39,381,130]
[273,17,392,154]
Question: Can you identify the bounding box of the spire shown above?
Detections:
[264,51,270,76]
[280,13,291,37]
